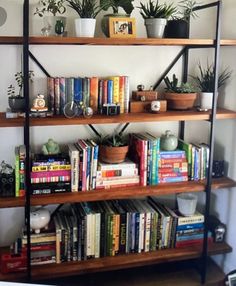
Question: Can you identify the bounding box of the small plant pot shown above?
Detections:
[99,145,129,164]
[145,18,167,38]
[8,97,25,112]
[164,92,197,110]
[200,92,214,110]
[75,18,96,37]
[177,193,198,216]
[165,19,189,38]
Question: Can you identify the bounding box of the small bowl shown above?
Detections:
[177,193,198,216]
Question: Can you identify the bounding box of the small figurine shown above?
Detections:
[30,207,50,234]
[31,94,48,112]
[42,138,60,155]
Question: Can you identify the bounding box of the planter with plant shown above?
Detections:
[164,74,197,110]
[99,132,129,163]
[165,0,198,39]
[34,0,67,36]
[100,0,134,37]
[66,0,103,37]
[8,71,34,112]
[191,62,232,110]
[138,0,176,38]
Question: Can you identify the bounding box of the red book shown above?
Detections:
[90,77,99,113]
[159,172,188,178]
[175,236,213,248]
[102,79,108,105]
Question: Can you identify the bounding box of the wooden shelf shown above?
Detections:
[0,242,231,281]
[0,177,232,208]
[1,108,236,128]
[0,36,23,45]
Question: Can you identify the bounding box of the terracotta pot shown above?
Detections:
[164,92,197,110]
[99,145,129,164]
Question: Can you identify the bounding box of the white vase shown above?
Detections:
[200,92,214,110]
[42,16,66,36]
[144,18,167,38]
[75,18,96,37]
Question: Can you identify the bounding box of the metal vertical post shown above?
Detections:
[201,1,222,283]
[23,0,31,281]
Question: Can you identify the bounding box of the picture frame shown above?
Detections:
[228,273,236,286]
[109,17,136,38]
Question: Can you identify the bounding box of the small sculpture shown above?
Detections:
[42,138,60,155]
[31,94,48,112]
[30,207,50,234]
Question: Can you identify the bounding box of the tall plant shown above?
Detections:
[66,0,103,18]
[100,0,134,15]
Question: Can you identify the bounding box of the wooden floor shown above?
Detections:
[36,259,225,286]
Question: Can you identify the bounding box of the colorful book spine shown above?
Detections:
[74,77,83,102]
[30,170,71,178]
[109,76,119,104]
[102,79,108,105]
[98,79,103,114]
[97,168,138,178]
[54,77,60,115]
[90,77,99,113]
[19,145,26,197]
[119,76,125,113]
[159,176,188,183]
[124,76,130,113]
[32,164,71,172]
[47,77,55,114]
[107,80,113,104]
[59,77,66,115]
[15,146,20,197]
[68,143,79,192]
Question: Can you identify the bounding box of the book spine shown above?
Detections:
[47,77,55,114]
[19,145,26,197]
[177,216,204,226]
[97,168,138,178]
[74,77,83,102]
[119,76,125,113]
[107,79,113,104]
[68,144,79,192]
[124,76,130,113]
[90,77,99,113]
[159,172,188,178]
[159,158,187,164]
[109,76,119,104]
[15,146,20,197]
[176,223,204,231]
[32,164,71,172]
[59,77,66,115]
[96,182,139,189]
[159,176,188,183]
[54,77,60,115]
[159,161,188,169]
[103,79,108,104]
[30,170,71,178]
[98,162,137,171]
[98,79,103,114]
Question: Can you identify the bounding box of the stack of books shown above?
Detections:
[159,150,188,183]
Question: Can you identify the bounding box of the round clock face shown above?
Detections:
[0,7,7,27]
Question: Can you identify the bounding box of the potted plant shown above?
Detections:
[8,71,34,112]
[66,0,103,37]
[34,0,67,36]
[192,62,232,110]
[100,0,134,37]
[138,0,176,38]
[164,74,198,110]
[99,132,129,163]
[165,0,198,38]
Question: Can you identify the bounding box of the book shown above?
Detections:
[47,77,55,113]
[119,76,125,113]
[124,76,130,113]
[15,146,20,197]
[54,77,60,115]
[90,77,99,113]
[176,211,205,226]
[97,159,137,171]
[109,76,119,104]
[59,77,66,115]
[74,77,83,102]
[97,168,138,178]
[68,143,80,192]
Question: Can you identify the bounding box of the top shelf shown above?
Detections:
[1,37,236,46]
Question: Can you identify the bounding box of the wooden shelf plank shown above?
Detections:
[0,36,23,45]
[0,242,231,281]
[0,177,234,208]
[1,109,236,127]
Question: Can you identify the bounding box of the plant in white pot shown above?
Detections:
[192,63,232,110]
[34,0,67,36]
[66,0,103,37]
[138,0,176,38]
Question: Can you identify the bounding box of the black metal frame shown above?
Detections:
[21,0,222,283]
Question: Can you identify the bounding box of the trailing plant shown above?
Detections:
[101,132,128,147]
[34,0,66,17]
[192,62,232,92]
[66,0,103,18]
[138,0,176,19]
[100,0,134,15]
[8,71,34,98]
[164,74,197,93]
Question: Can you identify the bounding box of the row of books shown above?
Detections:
[12,199,209,265]
[47,76,130,115]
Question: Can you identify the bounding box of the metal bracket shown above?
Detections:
[29,50,51,77]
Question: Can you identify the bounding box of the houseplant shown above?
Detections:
[165,0,198,38]
[99,132,129,163]
[8,71,34,112]
[100,0,134,37]
[34,0,67,36]
[138,0,176,38]
[66,0,104,37]
[164,74,197,110]
[192,62,232,110]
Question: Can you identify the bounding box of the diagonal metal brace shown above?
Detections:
[29,50,51,77]
[88,124,102,138]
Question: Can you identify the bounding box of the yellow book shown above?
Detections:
[109,76,120,104]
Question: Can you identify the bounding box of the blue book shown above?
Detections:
[107,80,113,104]
[74,77,83,102]
[176,222,204,231]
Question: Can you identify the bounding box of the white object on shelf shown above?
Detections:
[177,193,198,216]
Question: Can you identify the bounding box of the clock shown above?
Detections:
[0,7,7,27]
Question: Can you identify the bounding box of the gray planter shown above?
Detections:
[8,97,25,112]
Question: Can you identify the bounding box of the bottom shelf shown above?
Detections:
[0,242,231,282]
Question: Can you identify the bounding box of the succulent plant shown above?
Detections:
[164,74,197,93]
[101,133,128,147]
[138,0,176,19]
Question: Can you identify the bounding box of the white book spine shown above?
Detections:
[68,144,79,192]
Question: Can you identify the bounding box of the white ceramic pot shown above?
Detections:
[144,18,167,38]
[177,193,198,217]
[75,18,96,37]
[200,92,214,110]
[42,16,66,36]
[30,207,50,234]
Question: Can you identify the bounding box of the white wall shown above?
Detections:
[0,0,235,274]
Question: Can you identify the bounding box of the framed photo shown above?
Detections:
[109,17,136,38]
[228,273,236,286]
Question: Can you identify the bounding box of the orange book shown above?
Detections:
[90,77,99,113]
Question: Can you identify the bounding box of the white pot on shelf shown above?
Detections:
[144,18,167,38]
[75,18,96,37]
[200,92,214,110]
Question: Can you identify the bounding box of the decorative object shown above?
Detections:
[55,19,65,35]
[8,70,34,112]
[130,100,167,113]
[0,161,15,198]
[165,0,199,38]
[160,130,177,151]
[151,100,161,112]
[42,138,61,155]
[208,215,226,243]
[164,74,197,110]
[108,17,136,38]
[0,253,27,274]
[132,85,158,101]
[34,0,67,36]
[100,0,134,37]
[138,0,176,38]
[66,0,104,37]
[99,133,129,163]
[177,193,198,216]
[212,160,224,178]
[191,62,232,110]
[0,6,7,27]
[31,94,48,113]
[30,207,51,234]
[102,103,120,115]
